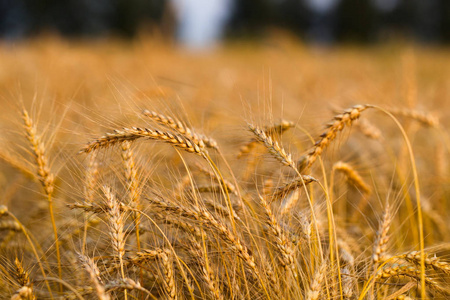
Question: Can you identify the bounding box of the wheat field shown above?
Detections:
[0,35,449,299]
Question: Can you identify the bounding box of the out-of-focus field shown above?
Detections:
[0,36,449,299]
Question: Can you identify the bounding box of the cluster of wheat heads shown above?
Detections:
[0,103,449,300]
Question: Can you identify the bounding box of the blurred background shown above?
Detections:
[0,0,449,48]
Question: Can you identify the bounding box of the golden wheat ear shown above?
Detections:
[143,109,218,149]
[298,104,373,172]
[248,123,296,169]
[81,127,205,155]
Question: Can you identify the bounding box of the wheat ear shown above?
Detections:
[248,124,296,169]
[259,195,297,279]
[376,264,448,295]
[187,236,223,300]
[102,186,127,299]
[333,161,371,194]
[21,108,62,289]
[149,197,259,277]
[271,175,317,202]
[13,258,36,300]
[372,203,392,265]
[355,118,382,140]
[78,254,110,300]
[81,127,204,155]
[388,107,439,128]
[143,109,218,149]
[401,251,450,275]
[134,249,177,300]
[298,104,372,172]
[307,262,327,300]
[121,142,141,239]
[238,120,295,158]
